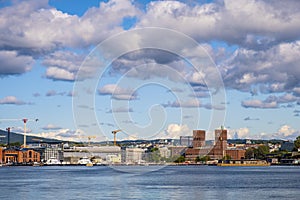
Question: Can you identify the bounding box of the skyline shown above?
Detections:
[0,0,300,142]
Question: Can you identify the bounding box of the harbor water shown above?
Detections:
[0,165,300,199]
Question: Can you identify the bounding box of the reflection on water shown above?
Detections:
[0,166,300,199]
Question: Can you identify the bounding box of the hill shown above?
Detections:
[0,129,64,144]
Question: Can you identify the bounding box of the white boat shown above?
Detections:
[46,157,61,165]
[77,157,93,165]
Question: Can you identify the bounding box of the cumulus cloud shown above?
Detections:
[29,128,85,142]
[43,50,86,81]
[98,84,138,100]
[0,0,139,51]
[254,125,300,140]
[0,50,34,75]
[242,99,278,109]
[242,93,300,109]
[228,127,251,139]
[156,124,191,139]
[0,0,139,77]
[223,41,300,94]
[138,0,300,48]
[0,96,27,105]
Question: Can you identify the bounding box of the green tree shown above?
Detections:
[223,155,231,160]
[255,145,270,159]
[294,136,300,149]
[199,156,210,162]
[174,156,185,163]
[245,148,254,159]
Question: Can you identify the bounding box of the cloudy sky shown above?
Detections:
[0,0,299,142]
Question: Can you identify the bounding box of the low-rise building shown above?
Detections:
[126,148,145,164]
[2,148,41,164]
[225,149,246,160]
[0,147,3,163]
[63,146,121,164]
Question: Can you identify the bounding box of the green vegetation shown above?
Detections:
[294,136,300,149]
[223,155,231,160]
[195,155,210,163]
[174,156,185,163]
[245,145,270,159]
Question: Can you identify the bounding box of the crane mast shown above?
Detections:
[112,129,121,146]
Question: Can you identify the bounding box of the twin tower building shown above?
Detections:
[185,128,244,161]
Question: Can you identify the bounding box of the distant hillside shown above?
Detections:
[0,129,64,144]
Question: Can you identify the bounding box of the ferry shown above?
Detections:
[217,159,270,167]
[46,157,61,165]
[77,157,93,166]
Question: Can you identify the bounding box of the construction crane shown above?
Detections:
[78,135,97,146]
[0,118,38,148]
[87,136,96,146]
[112,129,121,146]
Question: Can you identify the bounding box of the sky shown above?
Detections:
[0,0,300,142]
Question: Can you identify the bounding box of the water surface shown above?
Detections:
[0,165,299,199]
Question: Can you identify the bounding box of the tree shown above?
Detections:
[174,156,185,163]
[294,136,300,149]
[245,145,269,159]
[223,155,231,160]
[255,145,269,159]
[245,148,254,159]
[195,156,201,163]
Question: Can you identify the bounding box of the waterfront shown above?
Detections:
[0,166,300,200]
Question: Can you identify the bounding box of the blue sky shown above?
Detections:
[0,0,300,142]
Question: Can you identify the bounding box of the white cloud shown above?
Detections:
[0,50,34,75]
[138,0,300,47]
[45,67,76,81]
[242,99,278,109]
[242,93,300,109]
[224,41,300,94]
[98,84,138,100]
[253,125,300,140]
[0,96,27,105]
[156,123,191,139]
[29,128,85,142]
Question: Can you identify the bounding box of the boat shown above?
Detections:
[33,162,42,167]
[46,157,61,165]
[86,163,93,167]
[77,157,93,166]
[217,159,270,167]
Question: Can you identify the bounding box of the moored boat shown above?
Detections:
[217,159,270,166]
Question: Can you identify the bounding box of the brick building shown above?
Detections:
[225,149,246,160]
[208,129,228,159]
[192,130,206,148]
[185,128,245,161]
[185,130,206,160]
[0,147,3,163]
[2,148,41,164]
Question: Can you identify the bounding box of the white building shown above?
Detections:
[63,146,121,164]
[126,148,145,164]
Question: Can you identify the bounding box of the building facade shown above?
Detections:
[192,130,206,148]
[0,147,3,163]
[2,148,41,164]
[208,129,228,159]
